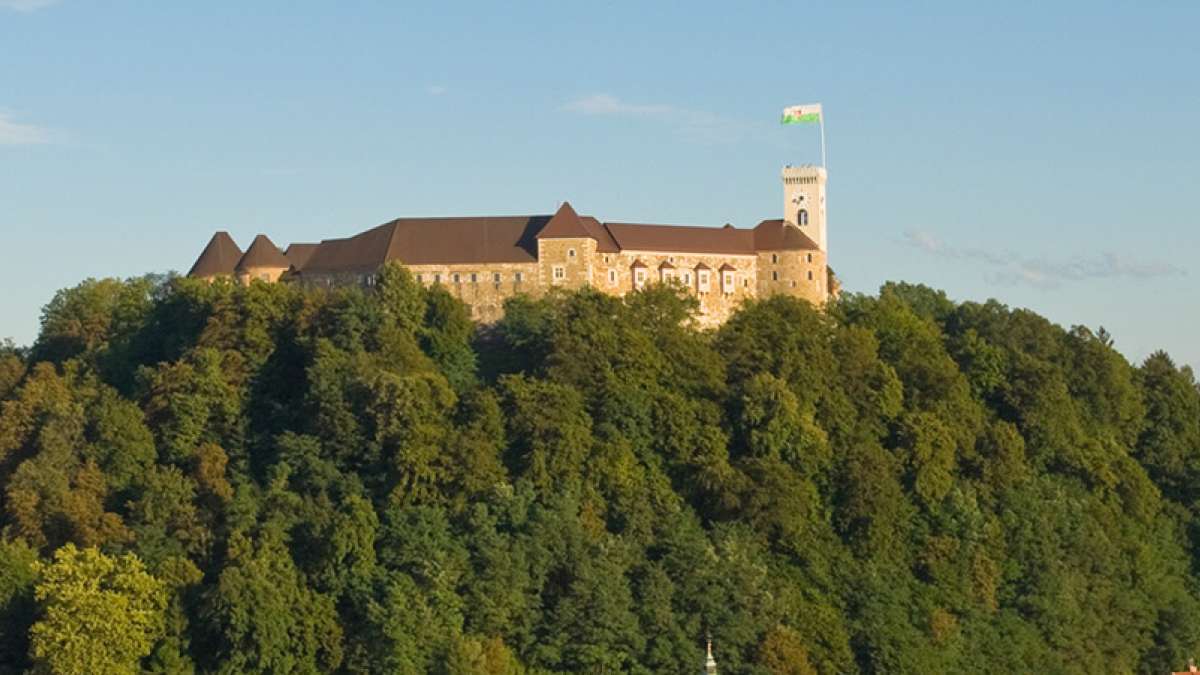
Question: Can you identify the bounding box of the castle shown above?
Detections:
[187,166,832,326]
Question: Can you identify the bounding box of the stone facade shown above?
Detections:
[190,166,833,326]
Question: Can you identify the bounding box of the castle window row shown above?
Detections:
[415,271,527,284]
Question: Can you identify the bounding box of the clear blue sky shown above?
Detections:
[2,1,1197,370]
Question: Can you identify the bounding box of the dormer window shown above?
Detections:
[634,268,647,288]
[661,268,674,283]
[722,271,735,294]
[697,270,710,293]
[798,209,809,226]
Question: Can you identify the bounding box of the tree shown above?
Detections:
[29,544,167,675]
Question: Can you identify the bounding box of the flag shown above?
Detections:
[781,103,822,125]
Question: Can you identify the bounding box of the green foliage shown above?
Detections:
[1,275,1198,673]
[29,543,167,674]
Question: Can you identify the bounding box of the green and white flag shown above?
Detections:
[781,103,822,125]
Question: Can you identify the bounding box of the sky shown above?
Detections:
[2,1,1197,370]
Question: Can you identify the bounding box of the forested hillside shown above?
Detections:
[1,267,1199,674]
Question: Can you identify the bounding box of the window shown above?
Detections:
[722,272,735,294]
[668,256,675,263]
[634,268,647,287]
[470,273,478,283]
[807,270,814,280]
[515,272,524,282]
[806,253,813,263]
[798,209,809,226]
[493,272,502,283]
[698,271,710,293]
[772,271,779,281]
[603,255,610,264]
[568,248,576,258]
[791,280,797,288]
[608,269,617,285]
[452,273,461,283]
[682,272,691,286]
[661,269,674,283]
[743,278,749,287]
[771,253,778,264]
[553,266,565,281]
[415,273,423,283]
[434,273,442,283]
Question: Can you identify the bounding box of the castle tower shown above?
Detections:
[782,165,827,253]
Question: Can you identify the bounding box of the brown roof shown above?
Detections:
[752,219,820,251]
[301,215,547,274]
[603,222,756,255]
[630,259,647,269]
[581,216,619,252]
[658,260,675,269]
[237,234,291,270]
[284,243,319,271]
[188,231,243,278]
[719,263,737,271]
[536,202,591,240]
[694,261,711,270]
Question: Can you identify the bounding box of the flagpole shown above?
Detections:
[819,113,827,169]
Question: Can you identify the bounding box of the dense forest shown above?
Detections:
[1,266,1199,674]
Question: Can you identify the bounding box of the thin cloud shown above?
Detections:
[427,85,448,96]
[0,0,60,11]
[0,111,52,145]
[904,229,1185,290]
[562,93,748,144]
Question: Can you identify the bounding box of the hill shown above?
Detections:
[1,266,1199,673]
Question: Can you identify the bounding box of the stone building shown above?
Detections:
[187,166,832,326]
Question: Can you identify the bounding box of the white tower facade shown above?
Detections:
[782,165,828,253]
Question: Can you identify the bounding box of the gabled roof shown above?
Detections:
[284,243,320,271]
[630,259,648,269]
[536,202,593,240]
[719,263,737,271]
[188,231,243,278]
[603,222,756,255]
[237,234,291,270]
[752,219,820,251]
[694,261,711,270]
[581,216,619,252]
[658,260,675,269]
[301,216,547,274]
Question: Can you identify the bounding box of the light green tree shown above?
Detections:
[29,544,167,675]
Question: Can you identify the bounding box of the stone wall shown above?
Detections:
[756,249,827,306]
[602,250,761,327]
[297,245,827,325]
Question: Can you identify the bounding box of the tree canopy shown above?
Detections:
[0,270,1197,673]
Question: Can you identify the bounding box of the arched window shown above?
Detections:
[798,209,809,226]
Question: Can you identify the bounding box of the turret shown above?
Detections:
[782,165,827,253]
